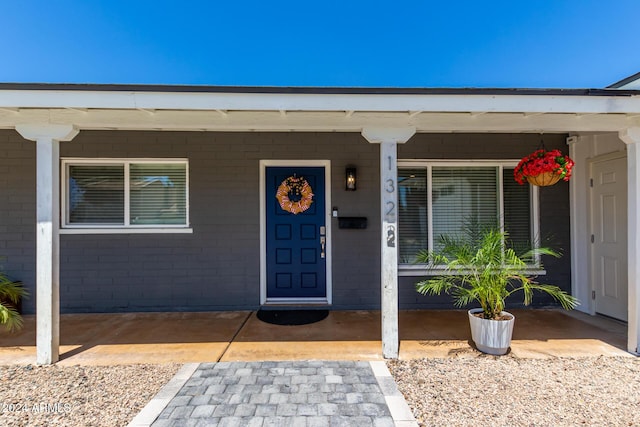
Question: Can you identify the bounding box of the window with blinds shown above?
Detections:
[399,162,534,264]
[63,160,188,228]
[68,164,125,224]
[130,164,187,225]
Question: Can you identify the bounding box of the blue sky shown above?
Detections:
[2,1,639,88]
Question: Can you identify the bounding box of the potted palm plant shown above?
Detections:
[415,226,578,355]
[0,271,28,332]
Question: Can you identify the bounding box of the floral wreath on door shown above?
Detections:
[276,175,314,214]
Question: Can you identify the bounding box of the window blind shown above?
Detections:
[130,164,187,225]
[431,167,498,250]
[68,165,125,224]
[398,169,427,263]
[398,164,535,264]
[503,167,532,251]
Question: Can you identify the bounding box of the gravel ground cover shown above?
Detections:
[0,364,179,427]
[388,356,640,427]
[1,357,639,427]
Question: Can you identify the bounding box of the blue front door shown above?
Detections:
[266,166,326,299]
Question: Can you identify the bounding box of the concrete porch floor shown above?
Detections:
[0,309,632,366]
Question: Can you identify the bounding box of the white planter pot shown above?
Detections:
[468,308,515,355]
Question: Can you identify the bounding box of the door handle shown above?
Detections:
[320,236,326,258]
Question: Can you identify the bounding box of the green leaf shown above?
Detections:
[414,223,579,319]
[0,273,28,332]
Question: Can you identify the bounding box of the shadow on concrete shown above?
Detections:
[0,309,629,364]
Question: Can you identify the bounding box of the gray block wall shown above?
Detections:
[0,130,571,314]
[0,131,36,313]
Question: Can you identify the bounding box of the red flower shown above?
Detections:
[514,149,574,185]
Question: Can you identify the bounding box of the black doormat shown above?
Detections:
[257,309,329,326]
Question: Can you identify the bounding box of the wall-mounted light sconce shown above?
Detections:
[345,166,357,191]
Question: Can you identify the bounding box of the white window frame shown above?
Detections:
[60,158,192,234]
[397,159,542,276]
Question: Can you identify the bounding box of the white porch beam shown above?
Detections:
[15,123,78,365]
[2,89,640,114]
[362,126,416,359]
[2,109,640,133]
[619,126,640,355]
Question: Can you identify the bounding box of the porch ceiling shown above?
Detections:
[1,86,640,133]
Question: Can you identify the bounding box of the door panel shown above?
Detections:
[266,166,326,299]
[591,156,628,321]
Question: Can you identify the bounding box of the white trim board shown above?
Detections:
[259,160,332,306]
[3,89,640,114]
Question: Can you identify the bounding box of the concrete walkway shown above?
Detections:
[128,360,417,427]
[0,309,631,365]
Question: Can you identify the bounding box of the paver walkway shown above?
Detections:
[130,361,417,427]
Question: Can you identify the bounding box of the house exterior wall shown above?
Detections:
[0,131,36,313]
[0,130,572,314]
[60,131,385,312]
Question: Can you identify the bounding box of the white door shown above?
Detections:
[590,155,628,321]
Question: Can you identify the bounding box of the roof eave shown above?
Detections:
[0,82,639,97]
[1,87,640,115]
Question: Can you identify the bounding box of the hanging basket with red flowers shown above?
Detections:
[514,149,575,186]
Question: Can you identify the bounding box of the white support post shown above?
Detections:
[619,127,640,355]
[15,124,78,365]
[362,127,416,359]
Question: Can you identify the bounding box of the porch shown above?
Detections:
[2,84,640,363]
[0,309,629,366]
